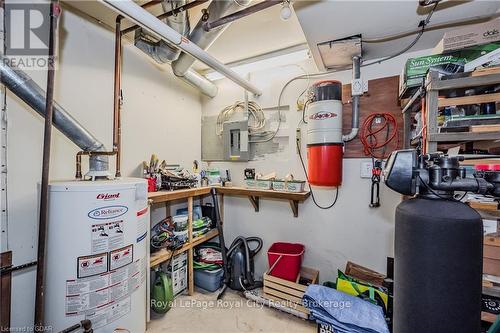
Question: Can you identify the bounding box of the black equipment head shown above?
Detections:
[384,149,500,199]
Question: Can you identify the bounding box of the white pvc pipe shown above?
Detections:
[100,0,262,96]
[181,69,219,98]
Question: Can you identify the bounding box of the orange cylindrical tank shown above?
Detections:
[307,144,343,186]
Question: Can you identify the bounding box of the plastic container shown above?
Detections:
[194,268,223,292]
[286,181,306,193]
[267,242,305,282]
[173,229,188,243]
[172,215,188,231]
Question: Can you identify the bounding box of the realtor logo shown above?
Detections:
[4,3,55,70]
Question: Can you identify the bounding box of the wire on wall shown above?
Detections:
[216,101,267,136]
[296,140,340,209]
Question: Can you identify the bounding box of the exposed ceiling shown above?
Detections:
[294,0,500,71]
[63,0,500,75]
[62,0,307,71]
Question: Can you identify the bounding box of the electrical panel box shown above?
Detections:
[223,121,249,161]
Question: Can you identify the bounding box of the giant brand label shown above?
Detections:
[309,111,337,120]
[96,193,120,200]
[88,205,128,220]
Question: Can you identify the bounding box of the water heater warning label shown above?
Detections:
[66,256,144,316]
[91,220,125,254]
[109,244,133,271]
[85,297,131,329]
[77,253,108,278]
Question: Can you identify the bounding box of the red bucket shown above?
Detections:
[267,242,305,282]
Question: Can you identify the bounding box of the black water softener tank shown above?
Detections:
[394,198,482,333]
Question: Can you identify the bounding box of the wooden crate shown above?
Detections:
[484,235,500,276]
[263,267,319,315]
[345,261,385,287]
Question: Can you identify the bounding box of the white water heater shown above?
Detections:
[45,178,149,332]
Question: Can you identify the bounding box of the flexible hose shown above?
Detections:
[360,113,399,159]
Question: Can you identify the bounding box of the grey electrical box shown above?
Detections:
[223,121,249,161]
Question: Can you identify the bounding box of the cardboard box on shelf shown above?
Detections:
[399,42,500,98]
[433,18,500,54]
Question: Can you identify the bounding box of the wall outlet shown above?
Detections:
[296,128,301,154]
[360,161,373,178]
[352,78,363,96]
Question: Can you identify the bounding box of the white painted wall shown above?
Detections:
[4,6,201,327]
[201,48,432,283]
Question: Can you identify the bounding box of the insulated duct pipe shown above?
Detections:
[0,56,109,172]
[172,0,250,80]
[101,0,261,96]
[342,56,361,142]
[134,0,190,63]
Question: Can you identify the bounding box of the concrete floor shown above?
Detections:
[147,289,316,333]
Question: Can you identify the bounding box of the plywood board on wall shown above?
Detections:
[341,76,403,158]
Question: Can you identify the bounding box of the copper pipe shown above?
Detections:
[34,1,59,327]
[121,0,209,35]
[113,16,123,178]
[76,151,118,180]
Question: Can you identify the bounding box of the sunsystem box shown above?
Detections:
[434,18,500,54]
[399,42,500,98]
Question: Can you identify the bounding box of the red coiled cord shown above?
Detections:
[360,113,399,159]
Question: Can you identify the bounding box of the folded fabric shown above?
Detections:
[304,284,389,333]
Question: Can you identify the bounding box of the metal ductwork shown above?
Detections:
[0,56,109,172]
[135,0,190,63]
[102,0,261,96]
[172,0,252,90]
[133,0,219,97]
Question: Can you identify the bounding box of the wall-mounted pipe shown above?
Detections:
[0,56,109,172]
[134,0,190,63]
[100,0,262,96]
[34,1,58,326]
[113,16,123,177]
[172,0,250,80]
[203,0,281,32]
[342,56,361,142]
[179,69,218,97]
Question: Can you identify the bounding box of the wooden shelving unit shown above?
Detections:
[150,228,219,268]
[148,187,217,296]
[216,187,311,218]
[148,186,311,295]
[401,70,500,152]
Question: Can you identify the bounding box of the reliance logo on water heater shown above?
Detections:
[97,193,120,200]
[88,205,128,220]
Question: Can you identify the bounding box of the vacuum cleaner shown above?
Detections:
[210,188,263,299]
[384,149,500,332]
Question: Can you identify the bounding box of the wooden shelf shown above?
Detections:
[482,311,497,324]
[150,228,219,268]
[428,131,500,143]
[428,73,500,91]
[468,201,499,212]
[148,187,211,204]
[438,92,500,108]
[148,187,220,296]
[216,187,310,218]
[461,159,500,166]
